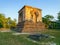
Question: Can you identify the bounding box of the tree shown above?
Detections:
[0,13,6,28]
[56,11,60,29]
[0,19,3,28]
[42,15,54,28]
[6,17,17,29]
[58,11,60,21]
[0,13,17,29]
[44,15,54,21]
[10,19,17,29]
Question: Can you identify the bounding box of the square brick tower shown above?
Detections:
[17,5,45,33]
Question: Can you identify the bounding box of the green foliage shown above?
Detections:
[58,11,60,21]
[44,15,54,21]
[0,13,17,29]
[49,11,60,29]
[10,19,17,29]
[0,23,3,28]
[0,13,5,28]
[42,13,60,29]
[42,15,54,28]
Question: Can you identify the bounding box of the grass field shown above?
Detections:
[0,30,60,45]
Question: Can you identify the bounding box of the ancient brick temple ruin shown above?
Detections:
[17,5,45,33]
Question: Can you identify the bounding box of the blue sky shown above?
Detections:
[0,0,60,21]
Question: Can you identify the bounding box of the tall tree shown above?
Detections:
[42,15,54,28]
[58,11,60,21]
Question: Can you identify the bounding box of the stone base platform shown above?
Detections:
[16,21,46,33]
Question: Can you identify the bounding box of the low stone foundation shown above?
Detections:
[16,21,46,33]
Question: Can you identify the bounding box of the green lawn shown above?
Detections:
[0,32,39,45]
[0,30,60,45]
[40,29,60,45]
